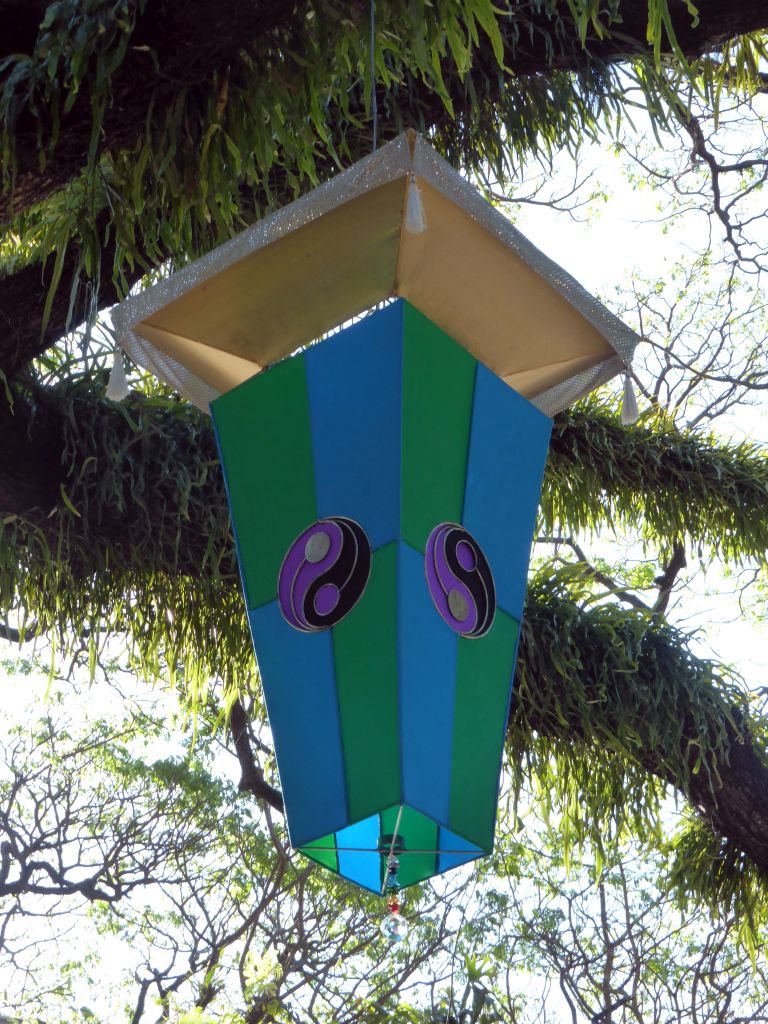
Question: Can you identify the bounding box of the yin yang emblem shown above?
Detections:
[278,517,371,632]
[425,523,496,637]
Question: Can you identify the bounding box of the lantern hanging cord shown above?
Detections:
[370,0,378,152]
[380,804,404,894]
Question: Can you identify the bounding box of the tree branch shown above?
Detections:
[683,113,768,270]
[0,853,116,902]
[652,540,687,615]
[3,1,768,220]
[229,698,284,814]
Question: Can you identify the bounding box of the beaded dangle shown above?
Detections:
[380,852,408,942]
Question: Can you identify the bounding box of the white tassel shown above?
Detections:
[105,346,129,401]
[405,173,427,234]
[620,372,639,425]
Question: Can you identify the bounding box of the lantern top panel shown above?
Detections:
[113,131,638,414]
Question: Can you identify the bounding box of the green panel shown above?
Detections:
[381,805,438,889]
[300,834,338,873]
[333,543,401,822]
[211,356,316,610]
[401,302,477,552]
[449,612,519,850]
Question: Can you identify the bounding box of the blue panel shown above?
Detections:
[463,365,552,619]
[248,603,348,848]
[336,813,381,892]
[398,543,458,823]
[306,302,403,551]
[438,826,483,874]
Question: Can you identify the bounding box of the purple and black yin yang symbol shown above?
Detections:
[278,517,371,632]
[425,523,496,637]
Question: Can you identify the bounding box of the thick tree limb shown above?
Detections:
[0,383,61,514]
[0,0,296,220]
[2,2,768,381]
[2,0,768,221]
[683,707,768,874]
[8,386,768,587]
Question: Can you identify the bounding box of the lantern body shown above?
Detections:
[211,300,551,892]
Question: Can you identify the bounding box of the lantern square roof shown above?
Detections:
[113,131,638,413]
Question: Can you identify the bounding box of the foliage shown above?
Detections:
[1,2,767,318]
[2,2,768,1012]
[5,364,768,688]
[2,677,766,1021]
[546,395,768,564]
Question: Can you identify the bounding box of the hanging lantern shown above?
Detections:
[112,131,638,894]
[209,298,551,890]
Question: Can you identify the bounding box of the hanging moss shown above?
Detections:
[3,1,766,319]
[516,571,764,834]
[545,395,768,563]
[5,380,768,683]
[513,575,768,939]
[0,375,246,688]
[668,814,768,959]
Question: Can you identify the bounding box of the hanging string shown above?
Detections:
[370,0,378,152]
[380,805,404,893]
[366,0,426,234]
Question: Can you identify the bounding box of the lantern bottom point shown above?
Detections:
[297,801,487,893]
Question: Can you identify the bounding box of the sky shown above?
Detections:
[509,123,768,693]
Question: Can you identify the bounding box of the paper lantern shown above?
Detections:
[112,131,638,893]
[210,299,551,891]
